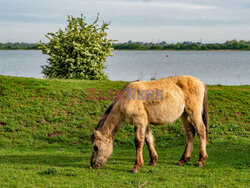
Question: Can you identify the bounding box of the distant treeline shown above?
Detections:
[1,40,250,50]
[114,40,250,50]
[0,42,39,50]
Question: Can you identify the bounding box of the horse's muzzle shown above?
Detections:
[90,158,103,169]
[91,161,103,169]
[92,164,102,169]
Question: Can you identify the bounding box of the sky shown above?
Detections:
[1,0,250,43]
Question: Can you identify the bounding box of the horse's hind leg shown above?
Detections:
[177,113,195,165]
[195,119,208,166]
[186,111,208,166]
[145,126,158,166]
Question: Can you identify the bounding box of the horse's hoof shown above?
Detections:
[131,169,139,173]
[196,162,204,167]
[149,161,157,167]
[176,160,184,166]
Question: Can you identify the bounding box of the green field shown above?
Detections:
[0,75,249,187]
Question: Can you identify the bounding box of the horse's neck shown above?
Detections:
[97,111,122,139]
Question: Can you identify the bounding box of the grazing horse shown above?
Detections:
[90,75,208,173]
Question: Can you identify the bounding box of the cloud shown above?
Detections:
[111,1,218,10]
[0,0,249,42]
[0,0,249,25]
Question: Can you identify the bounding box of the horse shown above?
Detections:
[90,75,208,173]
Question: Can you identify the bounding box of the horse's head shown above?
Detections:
[90,129,113,169]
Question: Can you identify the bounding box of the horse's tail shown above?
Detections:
[202,84,209,141]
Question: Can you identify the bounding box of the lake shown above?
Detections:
[0,50,249,85]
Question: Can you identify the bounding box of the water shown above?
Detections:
[0,50,249,85]
[0,50,47,79]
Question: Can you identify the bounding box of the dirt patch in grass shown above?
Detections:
[48,132,63,138]
[0,122,7,127]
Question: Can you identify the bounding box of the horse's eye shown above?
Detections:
[94,146,98,151]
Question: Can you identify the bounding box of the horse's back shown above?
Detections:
[120,75,205,125]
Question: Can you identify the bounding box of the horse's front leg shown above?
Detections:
[132,124,147,173]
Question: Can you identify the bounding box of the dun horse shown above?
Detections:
[91,75,208,173]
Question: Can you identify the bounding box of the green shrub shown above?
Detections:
[39,14,114,80]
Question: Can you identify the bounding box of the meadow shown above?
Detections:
[0,75,249,187]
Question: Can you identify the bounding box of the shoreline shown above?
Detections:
[0,49,250,51]
[114,49,250,52]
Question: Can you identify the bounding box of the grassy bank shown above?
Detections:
[0,75,249,187]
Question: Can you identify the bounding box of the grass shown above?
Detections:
[0,75,249,187]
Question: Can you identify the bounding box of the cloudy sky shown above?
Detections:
[1,0,250,43]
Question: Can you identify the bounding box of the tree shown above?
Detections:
[39,14,114,80]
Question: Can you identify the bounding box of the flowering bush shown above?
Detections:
[39,14,114,80]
